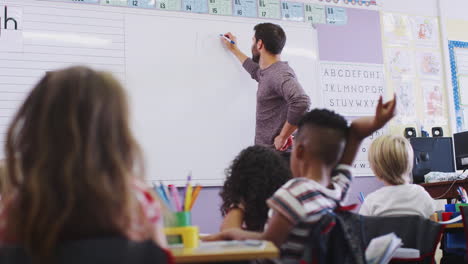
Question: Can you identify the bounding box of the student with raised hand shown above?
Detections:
[0,67,167,262]
[359,134,435,218]
[204,96,396,263]
[221,23,310,152]
[220,145,291,232]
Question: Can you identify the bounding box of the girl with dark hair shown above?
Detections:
[220,146,291,232]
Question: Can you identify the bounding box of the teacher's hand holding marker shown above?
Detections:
[220,32,249,64]
[219,24,310,153]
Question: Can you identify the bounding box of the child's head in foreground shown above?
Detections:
[4,66,143,262]
[220,145,291,231]
[369,134,414,185]
[290,109,349,178]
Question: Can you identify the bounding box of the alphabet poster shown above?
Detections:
[320,61,385,116]
[349,124,388,176]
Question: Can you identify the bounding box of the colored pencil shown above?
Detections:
[184,173,193,211]
[189,185,202,210]
[169,184,182,212]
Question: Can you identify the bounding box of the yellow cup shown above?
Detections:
[164,226,199,248]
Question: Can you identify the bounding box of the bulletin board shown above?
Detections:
[448,41,468,132]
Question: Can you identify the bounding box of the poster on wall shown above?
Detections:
[410,16,439,48]
[320,61,385,116]
[422,81,447,126]
[382,13,411,45]
[393,79,416,124]
[386,47,414,79]
[417,51,441,79]
[458,75,468,106]
[348,125,388,176]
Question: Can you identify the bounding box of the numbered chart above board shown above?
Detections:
[281,1,304,22]
[128,0,156,8]
[183,0,208,13]
[258,0,281,20]
[208,0,232,16]
[102,0,128,5]
[304,4,325,24]
[233,0,257,17]
[156,0,181,10]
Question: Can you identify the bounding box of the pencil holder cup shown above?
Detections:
[164,226,199,248]
[175,211,191,226]
[164,211,198,247]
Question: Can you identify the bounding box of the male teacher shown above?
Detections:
[222,23,311,151]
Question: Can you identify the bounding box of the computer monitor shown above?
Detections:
[410,137,456,183]
[454,131,468,171]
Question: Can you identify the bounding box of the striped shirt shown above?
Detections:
[267,164,353,263]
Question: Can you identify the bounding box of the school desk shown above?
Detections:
[420,179,468,201]
[169,241,279,263]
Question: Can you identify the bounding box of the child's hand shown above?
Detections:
[351,95,396,139]
[202,228,244,242]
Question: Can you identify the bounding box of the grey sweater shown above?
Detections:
[243,58,311,147]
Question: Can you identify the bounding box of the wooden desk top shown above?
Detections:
[169,241,279,263]
[445,223,464,229]
[420,179,468,200]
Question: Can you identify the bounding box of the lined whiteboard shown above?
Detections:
[0,0,319,185]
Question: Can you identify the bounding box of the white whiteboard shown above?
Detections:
[0,0,319,185]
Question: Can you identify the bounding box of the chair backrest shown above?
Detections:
[0,237,172,264]
[300,210,443,264]
[362,215,444,264]
[459,206,468,256]
[301,210,367,264]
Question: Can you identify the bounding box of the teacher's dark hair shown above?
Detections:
[254,23,286,55]
[220,146,291,231]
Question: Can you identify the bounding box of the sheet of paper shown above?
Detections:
[410,16,439,48]
[386,47,414,79]
[459,75,468,106]
[320,61,385,116]
[382,13,411,45]
[393,80,416,124]
[233,0,257,17]
[417,51,441,79]
[50,0,99,3]
[158,0,181,10]
[102,0,128,6]
[258,0,281,20]
[128,0,156,8]
[304,4,325,24]
[281,1,304,22]
[422,81,447,125]
[325,6,347,25]
[464,108,468,130]
[208,0,232,15]
[183,0,208,13]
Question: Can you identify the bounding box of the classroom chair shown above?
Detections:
[362,214,444,264]
[0,236,174,264]
[300,207,443,264]
[301,206,367,264]
[459,206,468,263]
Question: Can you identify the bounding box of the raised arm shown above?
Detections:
[221,33,260,81]
[340,96,397,165]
